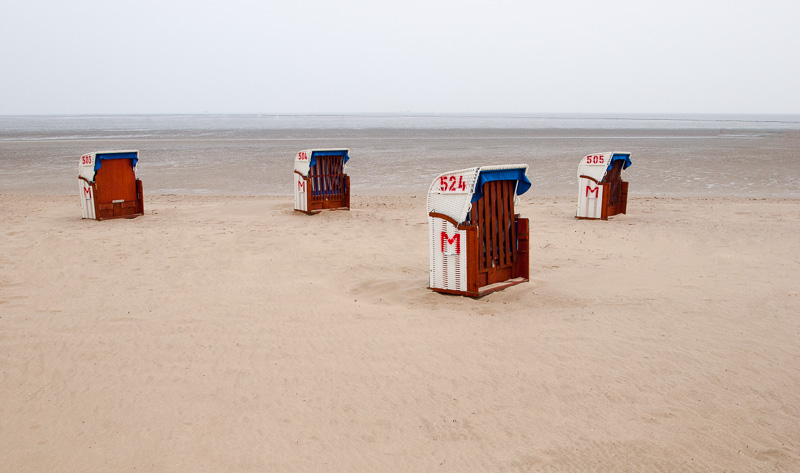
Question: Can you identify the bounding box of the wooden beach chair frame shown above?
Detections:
[427,165,531,298]
[78,150,144,220]
[293,149,351,214]
[576,152,631,220]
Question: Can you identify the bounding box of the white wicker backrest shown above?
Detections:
[577,152,631,183]
[78,152,97,182]
[294,149,312,177]
[427,167,480,224]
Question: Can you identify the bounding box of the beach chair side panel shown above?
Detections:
[603,160,628,218]
[294,171,309,213]
[577,176,606,219]
[619,181,629,215]
[79,153,98,219]
[429,216,473,295]
[79,178,96,219]
[516,217,530,281]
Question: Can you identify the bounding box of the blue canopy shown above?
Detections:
[471,168,531,203]
[94,151,138,172]
[607,153,632,171]
[310,150,349,169]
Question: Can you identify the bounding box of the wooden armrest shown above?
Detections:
[429,212,477,231]
[429,212,460,228]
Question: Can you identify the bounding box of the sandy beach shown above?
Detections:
[1,193,798,471]
[3,0,800,464]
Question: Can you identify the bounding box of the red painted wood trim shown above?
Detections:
[476,277,528,298]
[429,287,480,298]
[464,226,479,294]
[135,179,144,215]
[344,175,351,209]
[620,181,629,214]
[429,277,528,298]
[516,218,529,280]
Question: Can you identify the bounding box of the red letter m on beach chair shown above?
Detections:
[586,185,599,198]
[83,187,92,198]
[441,232,460,255]
[298,181,305,192]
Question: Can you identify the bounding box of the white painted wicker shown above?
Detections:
[576,151,617,183]
[428,218,468,292]
[426,167,479,225]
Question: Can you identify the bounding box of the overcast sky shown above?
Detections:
[1,0,798,115]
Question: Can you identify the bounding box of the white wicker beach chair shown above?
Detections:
[576,152,632,220]
[427,164,531,297]
[294,149,350,214]
[78,150,143,220]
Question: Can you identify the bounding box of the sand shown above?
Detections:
[1,194,799,471]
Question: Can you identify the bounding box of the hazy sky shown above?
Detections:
[1,0,798,115]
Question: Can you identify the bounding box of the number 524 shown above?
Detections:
[440,175,467,192]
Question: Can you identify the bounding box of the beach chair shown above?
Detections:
[576,152,632,220]
[293,149,350,214]
[428,165,531,297]
[78,150,144,220]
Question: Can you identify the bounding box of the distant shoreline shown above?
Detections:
[2,117,799,198]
